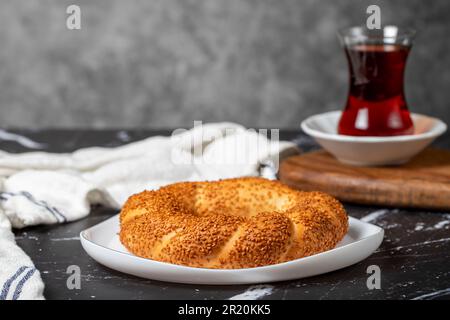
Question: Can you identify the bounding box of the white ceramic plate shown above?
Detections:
[301,111,447,166]
[80,215,383,285]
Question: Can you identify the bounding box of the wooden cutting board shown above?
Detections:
[279,148,450,210]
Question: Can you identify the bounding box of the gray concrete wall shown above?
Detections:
[0,0,449,128]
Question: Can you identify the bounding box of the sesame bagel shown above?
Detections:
[119,177,348,269]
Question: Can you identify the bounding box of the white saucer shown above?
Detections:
[301,111,447,166]
[80,214,383,285]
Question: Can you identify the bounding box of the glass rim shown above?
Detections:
[338,25,417,41]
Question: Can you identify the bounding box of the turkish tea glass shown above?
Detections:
[337,26,416,136]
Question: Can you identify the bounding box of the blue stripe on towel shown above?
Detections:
[20,191,67,223]
[12,268,36,300]
[0,266,28,300]
[0,191,67,223]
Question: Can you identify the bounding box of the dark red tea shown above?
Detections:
[338,44,414,136]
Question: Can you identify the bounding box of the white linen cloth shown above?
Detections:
[0,123,298,299]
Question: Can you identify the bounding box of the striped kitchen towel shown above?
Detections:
[0,123,298,299]
[0,211,44,299]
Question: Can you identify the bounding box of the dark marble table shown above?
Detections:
[3,129,450,300]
